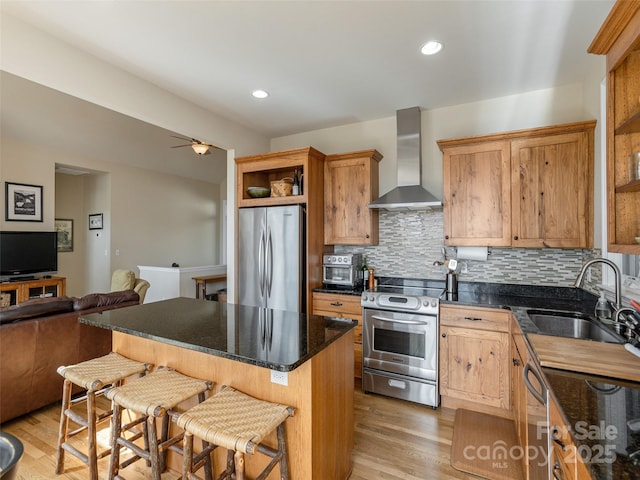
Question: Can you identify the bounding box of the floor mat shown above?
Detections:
[450,408,525,480]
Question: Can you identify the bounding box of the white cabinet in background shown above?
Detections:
[138,265,226,303]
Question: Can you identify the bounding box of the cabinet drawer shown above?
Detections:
[312,292,362,319]
[440,305,510,332]
[549,395,583,480]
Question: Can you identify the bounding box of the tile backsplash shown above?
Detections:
[335,210,600,288]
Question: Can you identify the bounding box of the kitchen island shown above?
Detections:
[80,297,356,480]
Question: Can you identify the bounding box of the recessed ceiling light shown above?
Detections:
[252,89,269,99]
[420,41,443,56]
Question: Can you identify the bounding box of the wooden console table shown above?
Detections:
[192,274,227,299]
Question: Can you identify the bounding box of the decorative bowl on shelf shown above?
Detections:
[247,187,271,198]
[635,237,640,244]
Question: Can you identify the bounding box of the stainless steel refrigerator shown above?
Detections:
[238,205,305,312]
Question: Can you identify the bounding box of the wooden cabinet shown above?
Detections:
[324,150,382,245]
[312,291,363,378]
[589,1,640,254]
[236,146,325,208]
[441,140,511,246]
[439,304,511,416]
[549,393,592,480]
[235,147,326,313]
[438,121,595,248]
[510,317,529,479]
[0,276,66,306]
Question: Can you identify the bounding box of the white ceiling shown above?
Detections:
[0,0,614,139]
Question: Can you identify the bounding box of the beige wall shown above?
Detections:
[55,174,87,296]
[2,138,222,296]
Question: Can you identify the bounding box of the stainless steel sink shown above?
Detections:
[526,310,624,344]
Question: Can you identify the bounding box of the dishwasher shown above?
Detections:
[523,355,550,480]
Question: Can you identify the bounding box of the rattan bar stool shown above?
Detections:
[56,352,151,480]
[106,366,212,480]
[175,385,295,480]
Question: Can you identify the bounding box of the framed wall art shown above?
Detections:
[89,213,103,230]
[5,182,43,222]
[55,218,74,252]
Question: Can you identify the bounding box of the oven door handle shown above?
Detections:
[370,314,430,326]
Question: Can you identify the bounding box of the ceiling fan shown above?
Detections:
[171,135,220,155]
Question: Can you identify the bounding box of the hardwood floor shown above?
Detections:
[2,384,482,480]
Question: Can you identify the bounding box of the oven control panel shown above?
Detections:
[361,292,439,315]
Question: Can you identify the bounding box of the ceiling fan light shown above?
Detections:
[192,144,210,155]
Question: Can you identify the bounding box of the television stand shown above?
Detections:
[0,276,66,306]
[7,276,36,282]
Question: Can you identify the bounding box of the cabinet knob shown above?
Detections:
[445,235,450,240]
[441,333,447,338]
[365,234,370,239]
[513,235,519,241]
[512,358,520,367]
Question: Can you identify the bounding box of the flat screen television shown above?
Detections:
[0,231,58,279]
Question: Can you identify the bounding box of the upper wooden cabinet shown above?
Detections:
[235,146,325,208]
[589,0,640,254]
[438,121,596,248]
[440,140,512,246]
[324,150,382,245]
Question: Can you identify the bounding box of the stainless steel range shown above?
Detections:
[361,284,442,407]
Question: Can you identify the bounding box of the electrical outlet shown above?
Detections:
[270,370,288,386]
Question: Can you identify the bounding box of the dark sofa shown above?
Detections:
[0,290,139,423]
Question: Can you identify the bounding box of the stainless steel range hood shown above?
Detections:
[369,107,442,211]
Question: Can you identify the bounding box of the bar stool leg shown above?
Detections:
[234,450,245,480]
[55,379,73,476]
[108,403,123,480]
[182,431,194,480]
[277,423,290,480]
[148,416,162,480]
[87,389,98,480]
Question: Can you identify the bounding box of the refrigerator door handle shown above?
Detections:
[266,227,273,297]
[258,228,266,298]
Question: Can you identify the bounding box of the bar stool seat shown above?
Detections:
[56,352,150,480]
[106,367,212,480]
[175,386,295,480]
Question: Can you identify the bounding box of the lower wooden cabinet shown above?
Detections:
[549,393,592,480]
[439,304,511,416]
[312,291,363,378]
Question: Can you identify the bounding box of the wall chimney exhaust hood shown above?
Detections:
[369,107,442,211]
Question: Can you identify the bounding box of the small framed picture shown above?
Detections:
[55,218,74,252]
[5,182,43,222]
[89,213,103,230]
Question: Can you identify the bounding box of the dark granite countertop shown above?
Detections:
[312,286,364,296]
[544,368,640,480]
[79,297,356,372]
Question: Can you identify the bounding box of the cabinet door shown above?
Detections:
[511,321,529,478]
[442,141,511,246]
[324,151,381,245]
[440,325,510,410]
[511,132,592,248]
[312,292,363,378]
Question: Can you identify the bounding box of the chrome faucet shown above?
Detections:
[574,258,622,311]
